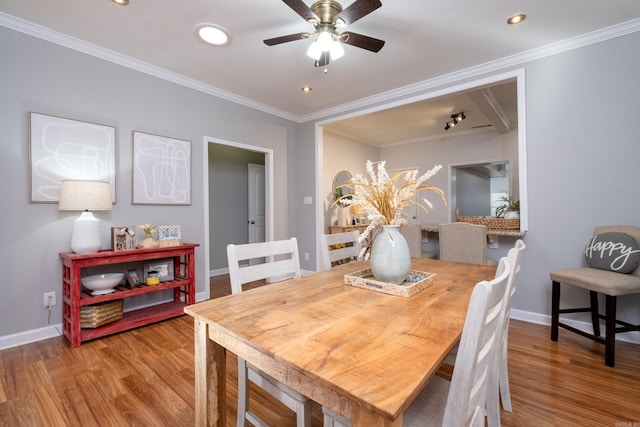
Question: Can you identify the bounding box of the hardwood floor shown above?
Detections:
[0,275,638,426]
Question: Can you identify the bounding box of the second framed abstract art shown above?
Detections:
[132,131,191,205]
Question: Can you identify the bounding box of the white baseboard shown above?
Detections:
[511,308,640,345]
[0,324,62,350]
[210,267,228,276]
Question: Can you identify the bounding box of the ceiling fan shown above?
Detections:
[264,0,385,67]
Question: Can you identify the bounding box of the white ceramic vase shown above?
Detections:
[370,225,411,284]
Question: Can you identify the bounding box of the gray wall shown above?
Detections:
[208,144,265,271]
[0,27,297,342]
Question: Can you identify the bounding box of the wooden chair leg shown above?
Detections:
[551,281,560,341]
[589,291,601,337]
[605,295,617,367]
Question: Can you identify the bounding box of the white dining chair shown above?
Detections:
[442,239,525,427]
[226,238,312,427]
[439,222,498,266]
[487,239,525,426]
[319,230,363,271]
[323,257,512,427]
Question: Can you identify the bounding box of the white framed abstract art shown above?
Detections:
[29,112,116,203]
[132,131,191,205]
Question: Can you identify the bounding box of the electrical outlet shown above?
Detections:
[44,292,56,308]
[304,252,310,261]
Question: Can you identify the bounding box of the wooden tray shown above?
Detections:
[344,269,436,298]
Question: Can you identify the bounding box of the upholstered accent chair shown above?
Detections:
[400,223,437,259]
[550,225,640,367]
[439,222,498,266]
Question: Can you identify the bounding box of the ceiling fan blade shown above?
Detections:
[335,0,382,26]
[341,32,385,52]
[315,51,330,67]
[263,32,310,46]
[282,0,319,22]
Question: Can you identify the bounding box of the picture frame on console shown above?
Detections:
[143,259,175,282]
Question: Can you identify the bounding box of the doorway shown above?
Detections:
[204,137,274,297]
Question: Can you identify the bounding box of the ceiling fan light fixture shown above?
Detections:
[317,31,334,51]
[112,0,129,5]
[306,41,322,60]
[330,41,344,60]
[196,24,230,46]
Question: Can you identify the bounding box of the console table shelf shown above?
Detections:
[60,243,199,347]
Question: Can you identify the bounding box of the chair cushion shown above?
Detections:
[584,232,640,274]
[550,267,640,296]
[403,375,449,427]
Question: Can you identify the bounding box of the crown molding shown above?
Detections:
[0,12,298,122]
[2,12,639,124]
[299,18,640,123]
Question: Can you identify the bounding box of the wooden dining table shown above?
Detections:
[184,257,496,427]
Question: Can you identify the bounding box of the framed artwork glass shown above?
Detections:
[132,131,191,205]
[29,112,116,203]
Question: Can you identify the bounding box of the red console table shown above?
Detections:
[59,243,199,347]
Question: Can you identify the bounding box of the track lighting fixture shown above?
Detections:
[444,112,466,131]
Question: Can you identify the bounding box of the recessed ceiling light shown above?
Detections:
[507,14,526,25]
[302,86,312,93]
[196,24,230,46]
[112,0,129,5]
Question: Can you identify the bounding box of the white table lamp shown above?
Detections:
[58,180,112,254]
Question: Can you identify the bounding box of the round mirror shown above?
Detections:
[333,170,353,200]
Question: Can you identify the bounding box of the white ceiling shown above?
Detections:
[1,0,639,145]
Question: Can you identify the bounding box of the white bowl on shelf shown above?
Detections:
[81,273,125,295]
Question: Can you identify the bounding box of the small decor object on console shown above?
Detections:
[137,223,159,249]
[145,271,160,286]
[81,273,125,295]
[124,268,142,287]
[111,226,136,251]
[144,259,174,282]
[80,299,124,328]
[158,225,183,248]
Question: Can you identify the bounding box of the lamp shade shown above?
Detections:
[58,180,112,254]
[58,180,112,211]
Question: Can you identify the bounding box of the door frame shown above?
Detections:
[202,136,274,300]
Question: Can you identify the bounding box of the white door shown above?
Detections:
[248,163,266,246]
